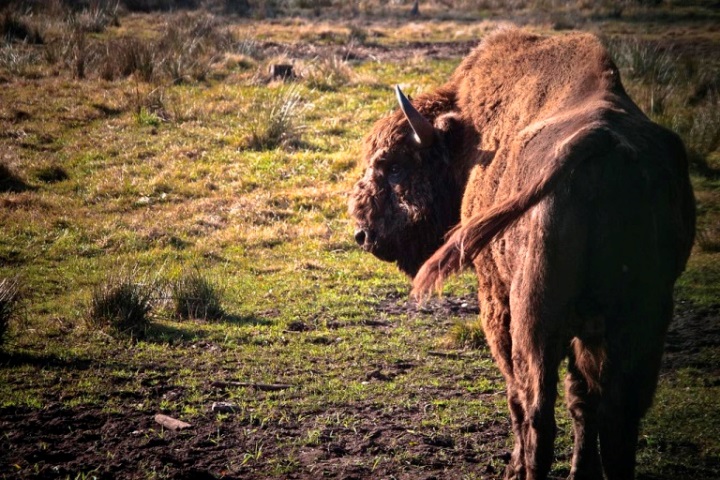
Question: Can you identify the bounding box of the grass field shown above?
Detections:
[1,1,719,479]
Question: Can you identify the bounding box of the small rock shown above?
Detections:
[162,390,182,401]
[211,401,238,414]
[154,413,191,431]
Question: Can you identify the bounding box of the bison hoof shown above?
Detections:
[567,470,603,480]
[504,464,526,480]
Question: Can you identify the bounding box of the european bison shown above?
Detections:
[349,28,696,480]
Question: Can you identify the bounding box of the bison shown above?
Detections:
[349,28,696,480]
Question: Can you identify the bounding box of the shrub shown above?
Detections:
[170,269,224,320]
[122,0,201,12]
[242,86,305,150]
[0,277,20,348]
[88,271,155,336]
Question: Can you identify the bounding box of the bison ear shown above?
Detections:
[433,111,462,134]
[395,85,436,148]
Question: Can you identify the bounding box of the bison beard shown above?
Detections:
[349,28,696,480]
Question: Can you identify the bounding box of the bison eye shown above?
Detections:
[387,163,403,179]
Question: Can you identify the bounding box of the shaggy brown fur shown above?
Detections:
[349,28,696,480]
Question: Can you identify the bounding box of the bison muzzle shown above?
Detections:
[348,28,696,480]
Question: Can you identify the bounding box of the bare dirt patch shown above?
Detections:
[0,371,508,479]
[3,294,718,479]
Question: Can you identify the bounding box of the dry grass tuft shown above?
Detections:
[170,269,225,321]
[301,55,354,91]
[33,10,235,83]
[607,37,680,85]
[157,13,231,84]
[88,270,156,336]
[697,223,720,253]
[128,84,196,124]
[242,86,306,150]
[66,27,94,79]
[71,2,120,34]
[100,37,156,81]
[685,93,720,169]
[0,42,41,77]
[445,319,485,349]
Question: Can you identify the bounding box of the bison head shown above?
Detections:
[348,86,467,277]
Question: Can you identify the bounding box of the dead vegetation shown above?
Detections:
[696,222,720,253]
[241,85,306,150]
[300,55,354,91]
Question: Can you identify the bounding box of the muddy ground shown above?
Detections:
[1,295,719,479]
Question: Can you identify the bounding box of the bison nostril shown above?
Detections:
[354,229,367,246]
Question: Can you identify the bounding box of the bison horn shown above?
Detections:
[395,85,435,147]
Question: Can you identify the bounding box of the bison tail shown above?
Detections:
[571,336,606,393]
[412,124,615,299]
[411,172,551,299]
